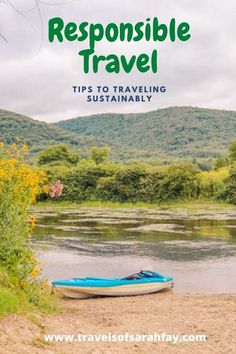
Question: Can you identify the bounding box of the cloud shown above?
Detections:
[0,0,235,122]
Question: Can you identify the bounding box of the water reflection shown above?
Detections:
[33,208,236,292]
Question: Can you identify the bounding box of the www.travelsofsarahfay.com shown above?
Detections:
[72,85,167,103]
[44,332,207,344]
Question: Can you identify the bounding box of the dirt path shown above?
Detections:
[0,292,235,353]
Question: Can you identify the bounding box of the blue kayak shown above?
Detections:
[52,270,174,298]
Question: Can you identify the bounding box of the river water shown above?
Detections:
[33,207,236,293]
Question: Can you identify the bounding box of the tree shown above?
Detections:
[214,156,231,170]
[220,163,236,204]
[89,146,111,165]
[38,144,80,166]
[229,141,236,161]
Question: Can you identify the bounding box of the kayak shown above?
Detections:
[51,270,174,298]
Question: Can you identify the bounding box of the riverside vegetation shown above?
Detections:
[38,142,236,204]
[0,143,56,317]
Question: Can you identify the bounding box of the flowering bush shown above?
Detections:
[0,143,55,314]
[198,167,229,199]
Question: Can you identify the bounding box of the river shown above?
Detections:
[33,206,236,293]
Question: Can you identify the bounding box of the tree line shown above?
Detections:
[38,142,236,204]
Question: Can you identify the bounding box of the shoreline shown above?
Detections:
[33,200,236,210]
[0,292,235,353]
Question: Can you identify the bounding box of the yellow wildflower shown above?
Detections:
[30,267,40,278]
[29,215,37,229]
[22,144,29,153]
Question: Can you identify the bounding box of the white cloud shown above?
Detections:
[0,0,235,122]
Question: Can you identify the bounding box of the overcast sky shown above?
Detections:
[0,0,235,122]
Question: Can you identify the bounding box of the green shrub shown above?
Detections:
[38,144,80,166]
[0,288,19,317]
[139,164,199,202]
[198,167,229,199]
[220,163,236,204]
[97,165,146,202]
[0,144,56,316]
[97,163,199,203]
[63,161,117,202]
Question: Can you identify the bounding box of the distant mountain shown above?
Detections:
[56,107,236,161]
[1,107,235,162]
[0,109,97,155]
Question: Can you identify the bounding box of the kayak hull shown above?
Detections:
[55,281,172,298]
[52,271,173,298]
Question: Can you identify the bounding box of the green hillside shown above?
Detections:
[0,109,97,155]
[1,106,236,163]
[56,107,236,161]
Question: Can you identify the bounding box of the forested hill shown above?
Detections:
[56,107,236,160]
[0,109,97,154]
[0,107,236,162]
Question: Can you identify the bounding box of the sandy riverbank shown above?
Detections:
[0,292,235,353]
